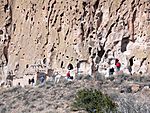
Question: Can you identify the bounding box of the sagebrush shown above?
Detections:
[72,89,117,113]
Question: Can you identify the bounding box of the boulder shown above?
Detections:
[131,84,140,93]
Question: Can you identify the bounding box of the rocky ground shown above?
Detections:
[0,74,150,113]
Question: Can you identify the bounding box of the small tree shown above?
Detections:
[72,89,117,113]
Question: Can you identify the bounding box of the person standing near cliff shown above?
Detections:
[115,59,121,71]
[31,77,35,86]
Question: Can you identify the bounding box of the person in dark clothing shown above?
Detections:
[31,77,35,86]
[115,59,119,65]
[66,71,73,80]
[109,67,114,75]
[66,71,70,78]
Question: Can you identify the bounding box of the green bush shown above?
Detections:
[72,89,117,113]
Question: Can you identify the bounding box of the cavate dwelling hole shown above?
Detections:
[98,46,105,59]
[57,27,61,32]
[60,12,64,17]
[4,4,9,13]
[0,30,3,35]
[88,47,92,55]
[26,64,29,68]
[13,24,16,32]
[48,6,50,11]
[3,46,8,64]
[56,54,58,60]
[140,57,147,67]
[61,61,64,68]
[114,41,119,46]
[121,37,129,52]
[31,17,33,21]
[129,56,134,66]
[42,6,45,10]
[51,47,54,52]
[43,58,47,64]
[15,63,19,69]
[70,6,72,10]
[76,9,79,13]
[26,12,29,20]
[82,1,87,7]
[90,35,93,38]
[104,49,111,58]
[93,0,99,11]
[67,63,74,70]
[133,10,137,22]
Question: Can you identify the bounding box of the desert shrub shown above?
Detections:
[72,89,117,113]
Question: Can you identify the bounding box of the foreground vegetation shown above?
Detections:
[72,89,118,113]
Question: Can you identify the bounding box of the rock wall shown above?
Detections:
[0,0,150,79]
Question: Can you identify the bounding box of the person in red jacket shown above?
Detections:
[66,71,70,78]
[115,59,121,71]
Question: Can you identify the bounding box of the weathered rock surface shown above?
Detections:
[0,1,150,112]
[0,0,150,83]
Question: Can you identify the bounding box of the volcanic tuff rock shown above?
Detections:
[0,0,150,78]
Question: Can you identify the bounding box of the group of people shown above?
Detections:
[65,59,122,80]
[27,58,122,85]
[27,59,122,85]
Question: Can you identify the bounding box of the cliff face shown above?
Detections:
[0,0,150,79]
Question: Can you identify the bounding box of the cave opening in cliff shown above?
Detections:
[93,0,100,13]
[97,46,105,59]
[129,56,134,66]
[104,49,111,58]
[4,4,9,13]
[61,61,64,68]
[121,37,129,52]
[0,30,3,35]
[140,57,147,67]
[88,47,92,55]
[26,64,29,68]
[43,58,46,65]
